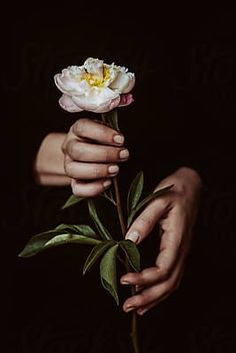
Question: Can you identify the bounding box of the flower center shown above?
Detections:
[82,66,110,87]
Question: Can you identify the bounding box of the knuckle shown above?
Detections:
[67,140,75,157]
[103,149,112,162]
[74,118,88,136]
[70,141,82,159]
[159,267,169,280]
[71,183,81,197]
[64,162,74,177]
[92,166,103,179]
[61,138,68,154]
[139,272,147,285]
[156,197,168,210]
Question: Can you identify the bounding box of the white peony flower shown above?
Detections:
[54,57,135,113]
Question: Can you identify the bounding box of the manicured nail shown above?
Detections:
[108,165,119,174]
[126,230,140,243]
[125,305,136,313]
[103,180,111,188]
[113,134,124,145]
[119,149,129,159]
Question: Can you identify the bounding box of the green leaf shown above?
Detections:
[101,189,116,206]
[18,229,66,257]
[100,244,119,305]
[127,184,174,227]
[83,240,116,275]
[44,234,101,249]
[55,224,97,238]
[119,240,140,272]
[102,109,120,131]
[127,171,144,215]
[88,199,112,240]
[61,194,84,210]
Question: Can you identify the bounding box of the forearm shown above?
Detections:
[34,132,71,186]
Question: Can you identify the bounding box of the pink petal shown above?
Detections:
[118,93,134,107]
[59,94,83,113]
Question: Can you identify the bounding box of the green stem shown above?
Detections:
[113,177,126,236]
[113,177,139,353]
[101,111,140,353]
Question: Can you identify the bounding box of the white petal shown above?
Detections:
[110,71,135,93]
[59,94,83,113]
[122,73,135,93]
[102,64,119,87]
[84,57,104,80]
[71,87,119,113]
[92,96,121,113]
[55,73,93,96]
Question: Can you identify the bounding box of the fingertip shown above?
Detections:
[113,134,124,145]
[125,230,140,243]
[103,179,112,188]
[123,304,136,313]
[120,278,130,285]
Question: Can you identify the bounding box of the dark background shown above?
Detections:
[1,4,236,352]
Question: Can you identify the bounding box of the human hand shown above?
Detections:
[120,167,202,315]
[62,118,129,197]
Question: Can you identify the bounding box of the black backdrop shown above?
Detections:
[1,4,236,352]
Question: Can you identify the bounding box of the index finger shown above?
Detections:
[72,118,125,146]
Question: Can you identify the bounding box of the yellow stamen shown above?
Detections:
[82,66,111,87]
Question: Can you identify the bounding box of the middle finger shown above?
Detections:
[67,141,129,163]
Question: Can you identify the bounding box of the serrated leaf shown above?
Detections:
[44,234,101,249]
[127,184,174,227]
[83,240,116,275]
[88,199,112,240]
[61,194,84,210]
[102,109,120,131]
[55,224,97,238]
[100,244,119,305]
[127,171,144,215]
[18,229,66,257]
[119,240,140,272]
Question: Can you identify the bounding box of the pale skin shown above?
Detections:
[34,118,202,315]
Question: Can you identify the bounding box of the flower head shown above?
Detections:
[54,57,135,113]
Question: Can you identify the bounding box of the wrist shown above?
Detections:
[34,132,69,185]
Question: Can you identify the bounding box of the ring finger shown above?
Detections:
[65,160,119,180]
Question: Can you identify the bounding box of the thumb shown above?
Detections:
[125,199,167,244]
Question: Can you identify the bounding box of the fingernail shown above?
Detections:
[108,165,119,174]
[137,308,148,316]
[126,230,140,243]
[119,149,129,160]
[121,279,130,285]
[125,305,136,313]
[103,180,111,188]
[113,134,124,145]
